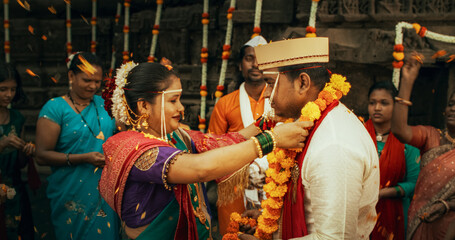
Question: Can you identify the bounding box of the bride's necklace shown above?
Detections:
[376,131,390,142]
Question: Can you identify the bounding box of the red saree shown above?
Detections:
[98,131,198,240]
[365,119,406,240]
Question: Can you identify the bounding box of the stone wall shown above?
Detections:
[1,0,454,140]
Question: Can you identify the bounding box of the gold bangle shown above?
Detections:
[395,97,413,106]
[264,130,277,152]
[251,137,263,158]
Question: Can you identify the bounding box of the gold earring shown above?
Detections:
[181,112,185,121]
[141,115,149,129]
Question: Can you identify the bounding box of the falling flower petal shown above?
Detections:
[107,222,111,228]
[42,35,48,41]
[447,55,455,63]
[40,232,47,238]
[48,6,57,14]
[51,77,58,83]
[385,180,391,187]
[64,0,71,4]
[136,203,140,212]
[141,211,146,219]
[115,187,119,194]
[432,50,447,59]
[94,167,98,173]
[97,229,101,234]
[17,0,30,11]
[81,15,89,25]
[26,69,37,77]
[28,25,34,34]
[77,55,97,75]
[34,226,38,232]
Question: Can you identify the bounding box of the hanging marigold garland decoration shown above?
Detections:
[109,2,122,77]
[223,74,352,240]
[90,0,97,54]
[3,0,10,63]
[305,0,319,38]
[147,0,163,62]
[215,0,236,101]
[392,22,455,88]
[122,0,131,63]
[199,0,209,132]
[66,0,72,56]
[251,0,262,39]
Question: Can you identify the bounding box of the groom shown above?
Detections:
[242,37,380,239]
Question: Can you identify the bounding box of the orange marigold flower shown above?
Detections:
[268,162,280,171]
[318,90,334,104]
[226,221,239,232]
[279,156,294,169]
[335,90,343,99]
[248,218,257,227]
[314,98,327,111]
[222,233,238,240]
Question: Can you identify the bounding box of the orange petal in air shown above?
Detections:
[77,55,97,75]
[80,15,89,25]
[48,6,57,14]
[26,69,37,77]
[28,25,34,34]
[17,0,31,11]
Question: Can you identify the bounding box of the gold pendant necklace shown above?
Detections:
[96,131,105,141]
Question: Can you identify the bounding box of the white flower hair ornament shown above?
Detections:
[111,61,138,124]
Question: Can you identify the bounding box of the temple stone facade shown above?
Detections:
[1,0,454,139]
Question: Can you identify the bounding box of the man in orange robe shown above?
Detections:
[208,36,269,235]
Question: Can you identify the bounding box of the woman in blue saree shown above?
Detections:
[35,53,120,239]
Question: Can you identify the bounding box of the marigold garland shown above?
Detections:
[223,73,351,240]
[148,0,163,62]
[199,0,209,132]
[392,22,455,88]
[66,1,72,56]
[90,0,97,54]
[123,0,131,63]
[216,0,236,102]
[305,0,319,38]
[251,0,262,39]
[109,2,122,77]
[3,0,10,63]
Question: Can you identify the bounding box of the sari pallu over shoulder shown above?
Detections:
[407,145,455,240]
[365,119,406,240]
[99,131,198,240]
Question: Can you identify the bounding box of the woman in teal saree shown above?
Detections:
[35,53,120,239]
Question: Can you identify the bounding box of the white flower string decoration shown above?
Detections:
[392,21,455,88]
[111,61,138,124]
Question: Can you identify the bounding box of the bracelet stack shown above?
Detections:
[251,130,277,158]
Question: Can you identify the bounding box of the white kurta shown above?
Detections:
[284,103,379,240]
